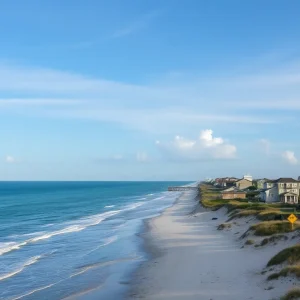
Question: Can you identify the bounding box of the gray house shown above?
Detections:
[260,178,299,204]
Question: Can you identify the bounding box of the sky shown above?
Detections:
[1,0,300,181]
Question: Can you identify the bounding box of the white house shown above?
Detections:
[260,178,300,204]
[259,186,278,203]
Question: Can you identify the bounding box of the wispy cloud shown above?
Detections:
[282,150,298,165]
[1,55,300,133]
[112,11,160,38]
[5,155,16,163]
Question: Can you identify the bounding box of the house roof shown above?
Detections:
[236,178,252,183]
[256,178,270,182]
[275,178,298,183]
[265,179,276,183]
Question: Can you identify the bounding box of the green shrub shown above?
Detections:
[267,245,300,267]
[227,209,258,221]
[245,239,255,245]
[267,273,280,280]
[280,288,300,300]
[217,223,232,230]
[260,235,288,246]
[251,221,300,236]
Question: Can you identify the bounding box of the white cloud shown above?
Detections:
[156,129,237,161]
[282,151,298,165]
[136,152,148,162]
[5,155,15,163]
[259,139,271,155]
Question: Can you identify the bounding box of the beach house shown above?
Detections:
[256,178,270,190]
[214,177,238,187]
[221,187,246,200]
[235,175,253,190]
[275,178,299,204]
[260,178,300,204]
[259,186,277,203]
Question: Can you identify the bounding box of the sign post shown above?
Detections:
[288,213,298,231]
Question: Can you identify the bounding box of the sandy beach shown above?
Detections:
[128,191,299,300]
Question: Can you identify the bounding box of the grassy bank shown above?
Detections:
[280,288,300,300]
[200,184,296,221]
[250,221,300,236]
[267,245,300,267]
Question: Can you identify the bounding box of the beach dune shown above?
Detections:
[129,191,290,300]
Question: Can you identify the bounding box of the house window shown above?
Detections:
[293,183,297,187]
[281,183,284,187]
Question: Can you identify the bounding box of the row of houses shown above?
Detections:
[213,175,253,189]
[208,175,300,205]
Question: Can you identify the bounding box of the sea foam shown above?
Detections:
[0,255,42,281]
[0,210,121,256]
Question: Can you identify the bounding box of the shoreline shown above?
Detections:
[125,193,184,299]
[127,190,200,299]
[127,190,298,300]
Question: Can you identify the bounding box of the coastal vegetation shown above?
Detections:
[217,223,232,230]
[201,181,300,297]
[267,245,300,267]
[245,239,255,245]
[259,235,288,246]
[280,288,300,300]
[200,184,296,223]
[268,265,300,280]
[251,221,300,236]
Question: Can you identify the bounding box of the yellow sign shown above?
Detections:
[288,214,298,224]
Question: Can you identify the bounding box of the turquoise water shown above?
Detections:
[0,181,191,300]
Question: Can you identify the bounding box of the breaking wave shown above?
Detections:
[0,255,42,281]
[0,210,121,256]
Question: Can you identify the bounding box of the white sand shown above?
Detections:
[129,191,299,300]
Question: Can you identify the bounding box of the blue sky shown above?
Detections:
[1,0,300,180]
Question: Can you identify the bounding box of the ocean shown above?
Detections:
[0,181,192,300]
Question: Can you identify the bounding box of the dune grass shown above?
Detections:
[267,245,300,267]
[250,221,300,236]
[217,223,232,230]
[268,265,300,281]
[280,288,300,300]
[257,210,285,221]
[260,234,288,246]
[201,199,230,210]
[227,209,259,221]
[245,239,255,245]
